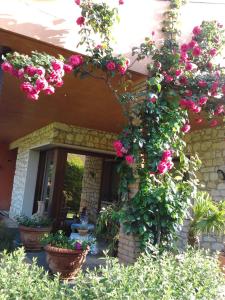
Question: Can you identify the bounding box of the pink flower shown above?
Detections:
[180,43,189,52]
[185,90,192,97]
[35,78,48,91]
[74,0,80,5]
[55,79,64,87]
[165,75,173,83]
[175,69,182,76]
[154,62,161,69]
[157,161,168,175]
[121,147,128,154]
[113,140,123,151]
[210,119,218,127]
[26,65,37,76]
[76,16,85,26]
[20,82,33,93]
[193,26,202,35]
[209,48,217,57]
[181,123,191,133]
[69,55,83,67]
[117,64,127,75]
[207,62,213,70]
[116,150,123,157]
[215,105,224,115]
[192,106,201,113]
[179,98,189,109]
[148,96,157,103]
[185,63,194,71]
[221,84,225,96]
[125,155,135,165]
[179,52,188,62]
[119,0,124,4]
[198,80,207,88]
[179,76,188,85]
[188,40,198,49]
[44,85,55,95]
[106,61,116,71]
[51,60,63,71]
[125,59,130,66]
[166,161,174,171]
[17,68,25,78]
[36,67,45,76]
[195,118,203,124]
[192,46,202,57]
[63,64,73,73]
[75,242,82,250]
[27,91,39,101]
[198,96,208,106]
[162,150,173,161]
[1,61,13,73]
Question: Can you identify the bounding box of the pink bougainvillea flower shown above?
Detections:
[125,155,135,165]
[20,82,33,93]
[192,46,202,57]
[51,60,63,71]
[44,85,55,95]
[113,140,123,151]
[179,76,188,85]
[157,161,168,175]
[18,68,25,79]
[195,118,203,124]
[188,40,198,49]
[166,161,174,171]
[63,64,73,73]
[162,150,173,161]
[55,79,64,88]
[148,96,157,103]
[181,123,191,133]
[26,65,37,76]
[198,96,208,106]
[214,105,224,115]
[198,80,207,88]
[1,61,13,73]
[119,0,124,4]
[185,62,194,71]
[117,64,127,75]
[74,0,80,5]
[210,119,218,127]
[175,69,182,77]
[116,150,123,157]
[121,147,128,154]
[165,75,173,83]
[35,78,48,91]
[36,67,45,77]
[192,26,202,35]
[192,106,201,113]
[76,16,85,26]
[106,61,116,71]
[179,52,188,62]
[179,98,189,109]
[209,48,217,57]
[69,55,83,67]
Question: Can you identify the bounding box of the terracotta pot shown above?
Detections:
[19,225,51,251]
[44,245,89,279]
[218,252,225,274]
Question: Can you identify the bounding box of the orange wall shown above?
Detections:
[0,144,17,210]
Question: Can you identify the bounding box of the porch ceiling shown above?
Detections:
[0,29,143,144]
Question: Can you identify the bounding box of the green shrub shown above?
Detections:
[0,248,224,300]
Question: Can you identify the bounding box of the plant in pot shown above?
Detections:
[16,215,52,251]
[187,191,225,272]
[41,230,91,280]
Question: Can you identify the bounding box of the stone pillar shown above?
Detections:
[9,149,40,218]
[118,180,141,264]
[80,156,103,223]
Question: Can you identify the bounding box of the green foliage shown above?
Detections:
[95,205,120,256]
[41,230,91,250]
[63,155,84,213]
[0,248,224,300]
[0,223,15,252]
[16,215,51,228]
[188,191,225,246]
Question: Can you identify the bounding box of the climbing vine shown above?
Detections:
[2,0,225,250]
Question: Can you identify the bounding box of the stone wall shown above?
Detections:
[9,122,117,218]
[80,156,103,223]
[178,126,225,251]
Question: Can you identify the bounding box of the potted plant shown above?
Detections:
[187,191,225,272]
[41,230,91,279]
[16,215,52,251]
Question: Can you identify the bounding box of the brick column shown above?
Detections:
[118,180,141,264]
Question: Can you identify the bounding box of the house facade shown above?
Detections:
[0,0,225,263]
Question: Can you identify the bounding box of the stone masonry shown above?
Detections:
[178,126,225,251]
[9,122,117,219]
[80,156,103,223]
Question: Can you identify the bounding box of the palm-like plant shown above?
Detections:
[188,191,225,247]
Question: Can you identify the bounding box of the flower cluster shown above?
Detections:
[113,140,134,164]
[157,150,174,175]
[106,57,130,75]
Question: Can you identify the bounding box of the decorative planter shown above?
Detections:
[19,225,51,251]
[218,252,225,273]
[77,229,88,236]
[44,245,89,279]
